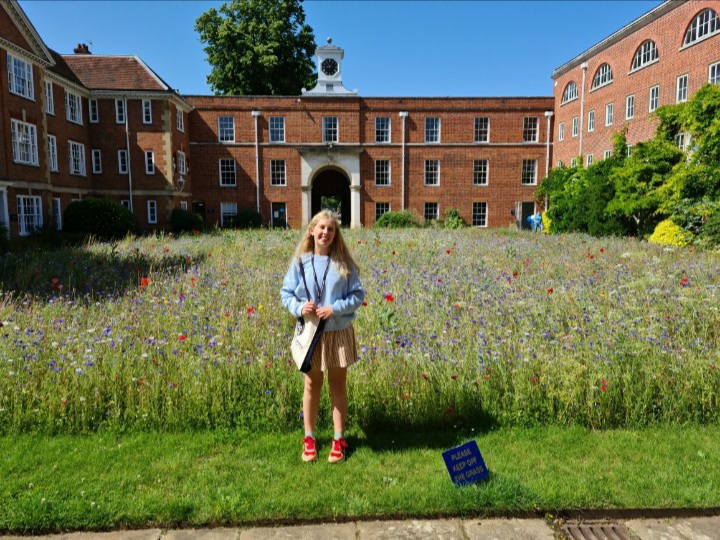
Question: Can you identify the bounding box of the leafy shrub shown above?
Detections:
[444,208,465,229]
[63,198,136,240]
[699,210,720,247]
[236,208,262,229]
[320,196,341,214]
[648,219,693,246]
[374,210,422,228]
[169,208,204,233]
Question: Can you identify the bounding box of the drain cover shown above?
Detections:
[563,522,633,540]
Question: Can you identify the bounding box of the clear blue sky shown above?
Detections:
[21,0,662,97]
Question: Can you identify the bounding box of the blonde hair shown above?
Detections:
[292,210,359,278]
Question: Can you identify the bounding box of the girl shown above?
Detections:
[280,210,365,463]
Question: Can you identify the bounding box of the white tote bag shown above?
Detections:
[290,258,328,373]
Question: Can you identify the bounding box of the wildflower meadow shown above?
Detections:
[1,228,718,434]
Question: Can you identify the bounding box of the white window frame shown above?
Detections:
[142,99,152,124]
[11,119,38,166]
[89,98,99,123]
[676,74,688,103]
[145,151,155,175]
[570,157,578,168]
[425,117,440,143]
[424,159,440,186]
[115,99,126,124]
[683,8,719,47]
[587,154,593,166]
[375,159,390,186]
[591,63,613,90]
[424,202,439,221]
[118,150,128,175]
[631,40,659,71]
[521,159,537,185]
[218,116,235,143]
[220,202,238,228]
[147,200,157,224]
[649,85,660,112]
[472,202,487,227]
[48,134,58,172]
[17,195,42,236]
[270,159,286,186]
[65,91,83,125]
[605,103,614,127]
[604,149,612,160]
[474,116,489,143]
[561,81,578,104]
[176,109,185,132]
[588,110,595,132]
[68,140,86,176]
[627,144,633,157]
[177,151,187,175]
[45,81,54,114]
[179,201,188,211]
[626,94,635,120]
[558,122,565,141]
[375,117,391,143]
[121,200,131,210]
[52,197,62,231]
[710,61,720,84]
[91,149,102,174]
[472,159,488,186]
[523,117,539,142]
[219,159,236,186]
[7,53,34,100]
[269,116,285,143]
[375,202,390,222]
[323,116,338,143]
[675,132,691,151]
[571,116,579,138]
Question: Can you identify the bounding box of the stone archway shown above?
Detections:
[311,167,351,227]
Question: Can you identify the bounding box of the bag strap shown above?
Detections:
[297,258,312,300]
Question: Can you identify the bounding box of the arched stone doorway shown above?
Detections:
[311,167,351,227]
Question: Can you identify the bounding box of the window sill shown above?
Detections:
[628,58,659,75]
[589,81,613,94]
[9,91,35,102]
[560,96,579,106]
[679,30,720,52]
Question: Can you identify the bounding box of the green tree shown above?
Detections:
[195,0,316,96]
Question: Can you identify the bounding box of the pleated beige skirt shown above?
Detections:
[310,325,357,372]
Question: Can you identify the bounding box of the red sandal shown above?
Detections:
[328,437,348,463]
[302,436,317,462]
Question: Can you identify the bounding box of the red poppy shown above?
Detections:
[513,272,519,277]
[421,373,428,380]
[140,277,150,289]
[600,379,608,392]
[450,374,458,380]
[600,248,605,253]
[437,278,442,283]
[547,288,554,294]
[264,362,272,369]
[392,251,396,255]
[384,294,394,302]
[165,248,170,253]
[361,301,368,307]
[224,313,231,317]
[247,306,255,314]
[178,335,187,341]
[446,249,452,254]
[680,277,689,287]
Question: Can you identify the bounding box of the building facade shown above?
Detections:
[552,0,720,167]
[0,0,718,237]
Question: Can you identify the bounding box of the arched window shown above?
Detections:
[631,40,658,70]
[684,8,719,45]
[561,81,578,104]
[591,63,613,89]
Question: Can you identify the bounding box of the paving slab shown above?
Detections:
[238,523,356,540]
[464,519,554,540]
[625,517,720,540]
[162,529,239,540]
[356,519,463,539]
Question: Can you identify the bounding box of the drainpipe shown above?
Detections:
[399,111,408,210]
[125,98,133,212]
[579,62,588,160]
[543,111,553,210]
[252,110,261,215]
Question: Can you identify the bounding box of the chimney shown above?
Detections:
[73,43,91,54]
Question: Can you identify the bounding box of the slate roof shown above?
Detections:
[60,55,171,92]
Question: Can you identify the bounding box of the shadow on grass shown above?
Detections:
[0,235,206,300]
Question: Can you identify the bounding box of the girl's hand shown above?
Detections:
[315,306,334,320]
[301,301,317,315]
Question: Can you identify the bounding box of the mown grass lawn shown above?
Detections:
[1,426,719,533]
[0,228,719,532]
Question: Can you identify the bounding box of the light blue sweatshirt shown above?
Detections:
[280,253,365,332]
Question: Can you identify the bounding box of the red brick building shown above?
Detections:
[1,0,718,236]
[552,0,720,167]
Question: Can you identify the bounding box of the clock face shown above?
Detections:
[321,58,338,76]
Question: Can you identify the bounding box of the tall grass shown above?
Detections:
[0,228,718,433]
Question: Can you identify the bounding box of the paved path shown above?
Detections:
[2,516,720,540]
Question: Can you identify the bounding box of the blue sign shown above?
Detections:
[442,440,489,486]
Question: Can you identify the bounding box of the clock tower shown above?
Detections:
[302,38,357,96]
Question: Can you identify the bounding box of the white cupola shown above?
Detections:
[302,37,357,96]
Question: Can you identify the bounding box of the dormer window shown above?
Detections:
[684,8,719,46]
[591,63,613,90]
[561,81,578,104]
[631,40,658,71]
